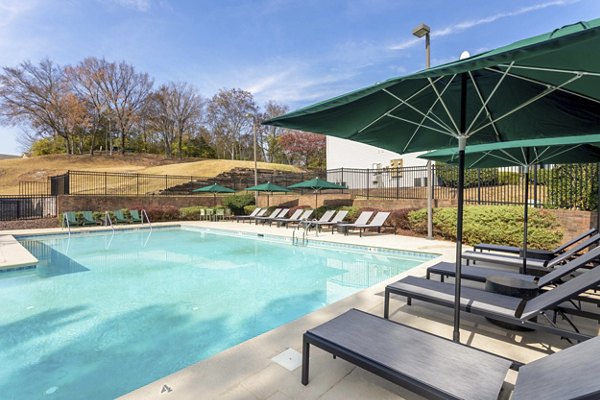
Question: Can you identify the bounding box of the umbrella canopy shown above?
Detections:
[245,182,291,193]
[192,183,236,193]
[245,181,291,207]
[288,177,347,208]
[420,134,600,273]
[263,19,600,343]
[192,183,235,206]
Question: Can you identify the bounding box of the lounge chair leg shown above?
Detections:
[384,288,390,318]
[302,336,310,385]
[407,297,412,306]
[426,271,430,279]
[441,275,445,283]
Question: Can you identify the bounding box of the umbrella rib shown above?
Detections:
[465,61,514,138]
[357,76,446,134]
[469,73,583,137]
[494,149,526,166]
[402,93,450,153]
[427,76,461,136]
[497,64,600,78]
[466,151,492,168]
[486,66,600,107]
[386,114,458,137]
[382,89,455,134]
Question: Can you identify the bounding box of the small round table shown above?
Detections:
[484,275,538,330]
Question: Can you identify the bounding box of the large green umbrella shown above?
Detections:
[245,181,291,206]
[420,134,600,273]
[193,183,236,206]
[288,177,347,208]
[264,19,600,342]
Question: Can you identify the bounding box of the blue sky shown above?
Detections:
[0,0,598,154]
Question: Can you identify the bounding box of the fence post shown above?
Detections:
[366,168,370,199]
[477,168,481,205]
[340,168,344,194]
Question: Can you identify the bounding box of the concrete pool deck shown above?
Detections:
[3,221,599,399]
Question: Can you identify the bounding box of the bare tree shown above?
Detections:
[95,59,153,154]
[205,88,257,160]
[0,59,90,154]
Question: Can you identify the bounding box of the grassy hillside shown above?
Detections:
[0,154,302,194]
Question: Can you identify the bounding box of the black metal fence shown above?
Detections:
[0,195,57,221]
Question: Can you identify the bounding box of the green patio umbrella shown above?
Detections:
[244,181,291,207]
[420,134,600,273]
[288,177,347,208]
[264,19,600,342]
[193,183,235,206]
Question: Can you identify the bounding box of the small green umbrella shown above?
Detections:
[420,134,600,273]
[193,183,235,206]
[288,177,347,208]
[244,181,291,207]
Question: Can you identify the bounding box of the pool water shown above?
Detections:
[0,227,434,399]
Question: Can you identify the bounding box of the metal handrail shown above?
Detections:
[141,209,152,231]
[63,213,71,236]
[292,222,309,246]
[104,211,115,231]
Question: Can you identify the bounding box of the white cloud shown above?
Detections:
[0,0,38,28]
[389,0,579,50]
[101,0,151,12]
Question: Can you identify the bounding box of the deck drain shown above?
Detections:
[271,348,302,371]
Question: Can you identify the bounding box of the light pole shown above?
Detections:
[412,23,433,240]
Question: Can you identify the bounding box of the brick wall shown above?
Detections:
[258,193,353,209]
[57,195,224,213]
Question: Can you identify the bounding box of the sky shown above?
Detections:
[0,0,599,155]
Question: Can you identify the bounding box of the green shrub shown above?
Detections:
[143,205,180,221]
[388,208,419,233]
[243,205,257,215]
[497,171,520,185]
[408,205,562,249]
[180,206,204,220]
[436,163,498,188]
[223,193,255,215]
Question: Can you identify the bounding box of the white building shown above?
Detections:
[326,136,430,189]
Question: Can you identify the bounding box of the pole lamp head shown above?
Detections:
[412,23,430,38]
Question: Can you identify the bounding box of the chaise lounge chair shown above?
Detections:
[302,308,600,400]
[472,228,597,261]
[130,209,143,223]
[274,209,313,227]
[304,210,349,234]
[461,233,600,272]
[235,208,264,223]
[81,211,98,226]
[300,209,335,231]
[254,208,287,224]
[340,211,390,237]
[426,246,600,286]
[113,210,130,224]
[63,211,79,228]
[384,264,600,342]
[336,211,373,235]
[271,209,303,226]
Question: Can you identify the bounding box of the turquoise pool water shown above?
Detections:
[0,227,435,399]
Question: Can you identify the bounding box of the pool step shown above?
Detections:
[0,235,38,271]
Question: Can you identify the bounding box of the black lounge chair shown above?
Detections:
[271,209,303,226]
[303,308,600,400]
[427,246,600,286]
[300,209,335,230]
[274,209,313,227]
[473,228,597,261]
[384,265,600,342]
[236,208,265,223]
[255,208,288,224]
[462,233,600,271]
[336,211,373,235]
[340,211,390,237]
[302,309,513,400]
[303,210,349,233]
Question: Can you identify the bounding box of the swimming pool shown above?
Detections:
[0,227,436,399]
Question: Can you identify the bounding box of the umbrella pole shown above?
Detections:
[453,136,467,343]
[597,162,600,230]
[214,193,217,207]
[522,166,530,274]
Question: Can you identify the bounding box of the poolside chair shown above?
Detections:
[300,209,335,232]
[113,210,130,224]
[306,210,349,234]
[426,246,600,288]
[214,208,225,221]
[63,211,79,228]
[81,211,98,226]
[272,209,303,227]
[130,209,143,223]
[302,308,600,400]
[336,211,373,235]
[472,228,597,261]
[277,209,314,228]
[462,233,600,272]
[254,208,285,224]
[236,208,265,223]
[383,264,600,342]
[340,211,390,237]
